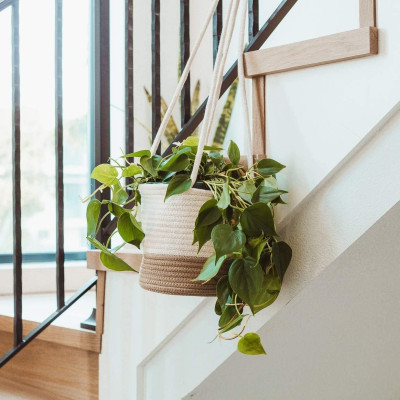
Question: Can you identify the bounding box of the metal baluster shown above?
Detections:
[55,0,65,310]
[248,0,259,41]
[125,0,134,155]
[213,0,222,66]
[180,0,190,127]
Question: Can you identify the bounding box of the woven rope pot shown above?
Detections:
[138,183,226,296]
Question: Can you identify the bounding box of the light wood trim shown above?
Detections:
[86,249,143,272]
[252,76,266,159]
[96,271,106,338]
[359,0,376,27]
[244,27,378,78]
[0,315,101,353]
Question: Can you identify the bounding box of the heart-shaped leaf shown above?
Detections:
[272,241,292,282]
[86,199,101,236]
[257,159,285,177]
[112,181,129,204]
[159,149,190,172]
[117,213,145,249]
[100,251,137,272]
[123,149,150,158]
[140,155,162,177]
[195,199,222,228]
[195,254,227,282]
[165,174,192,201]
[237,333,266,355]
[237,181,257,203]
[108,202,126,217]
[217,181,230,209]
[228,258,264,312]
[240,203,276,237]
[211,225,246,261]
[251,186,287,204]
[252,275,281,314]
[90,164,118,185]
[228,140,240,165]
[122,164,142,177]
[216,275,231,309]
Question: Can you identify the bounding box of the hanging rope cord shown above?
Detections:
[150,0,253,187]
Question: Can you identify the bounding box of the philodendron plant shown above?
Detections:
[85,137,292,355]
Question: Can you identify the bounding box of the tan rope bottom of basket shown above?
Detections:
[139,253,229,296]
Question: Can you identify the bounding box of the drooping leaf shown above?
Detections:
[251,186,288,204]
[86,199,101,236]
[100,251,137,272]
[195,199,222,228]
[228,258,264,312]
[193,220,221,252]
[240,203,277,237]
[164,174,192,201]
[108,202,126,217]
[237,333,266,355]
[140,154,162,177]
[247,239,268,264]
[117,213,145,249]
[217,181,230,210]
[211,225,246,261]
[272,241,292,282]
[90,164,118,185]
[237,181,257,203]
[228,140,240,165]
[122,164,142,177]
[112,181,129,204]
[159,148,191,172]
[252,275,280,314]
[195,254,227,282]
[215,299,222,315]
[218,313,245,334]
[124,149,151,158]
[257,159,286,177]
[87,236,110,253]
[217,275,231,309]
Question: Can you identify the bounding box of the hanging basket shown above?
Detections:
[138,183,228,296]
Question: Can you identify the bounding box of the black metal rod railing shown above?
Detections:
[213,0,223,66]
[180,0,191,126]
[0,276,98,368]
[0,252,86,264]
[248,0,259,41]
[151,0,161,154]
[125,0,134,155]
[0,0,15,12]
[55,0,65,310]
[11,0,22,348]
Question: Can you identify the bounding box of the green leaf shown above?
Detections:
[217,275,231,309]
[193,222,220,252]
[195,199,222,228]
[252,275,280,314]
[181,136,199,147]
[272,241,292,282]
[237,333,266,355]
[164,174,192,201]
[140,155,162,177]
[211,225,246,261]
[108,202,126,217]
[257,159,286,177]
[124,150,151,158]
[237,181,257,203]
[122,164,142,177]
[228,140,240,165]
[159,149,191,172]
[217,181,230,210]
[209,152,224,167]
[86,199,101,236]
[218,313,245,334]
[247,239,268,264]
[215,300,222,315]
[195,254,227,282]
[100,251,137,272]
[90,164,118,185]
[117,213,145,249]
[228,258,264,312]
[240,203,277,237]
[112,181,129,204]
[87,236,110,253]
[251,186,288,204]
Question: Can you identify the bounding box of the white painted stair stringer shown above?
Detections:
[137,101,400,400]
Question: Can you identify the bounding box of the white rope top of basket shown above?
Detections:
[150,0,253,187]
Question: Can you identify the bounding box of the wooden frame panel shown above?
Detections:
[244,27,378,78]
[359,0,376,27]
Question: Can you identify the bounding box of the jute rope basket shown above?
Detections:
[139,0,252,296]
[138,184,228,296]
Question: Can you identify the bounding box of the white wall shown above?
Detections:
[100,1,400,399]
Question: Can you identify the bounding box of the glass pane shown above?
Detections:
[63,0,91,253]
[0,7,12,255]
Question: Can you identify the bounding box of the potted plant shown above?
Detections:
[85,136,292,355]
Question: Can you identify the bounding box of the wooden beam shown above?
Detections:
[252,76,266,159]
[244,27,378,78]
[0,316,101,353]
[359,0,376,27]
[86,250,142,272]
[96,271,106,338]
